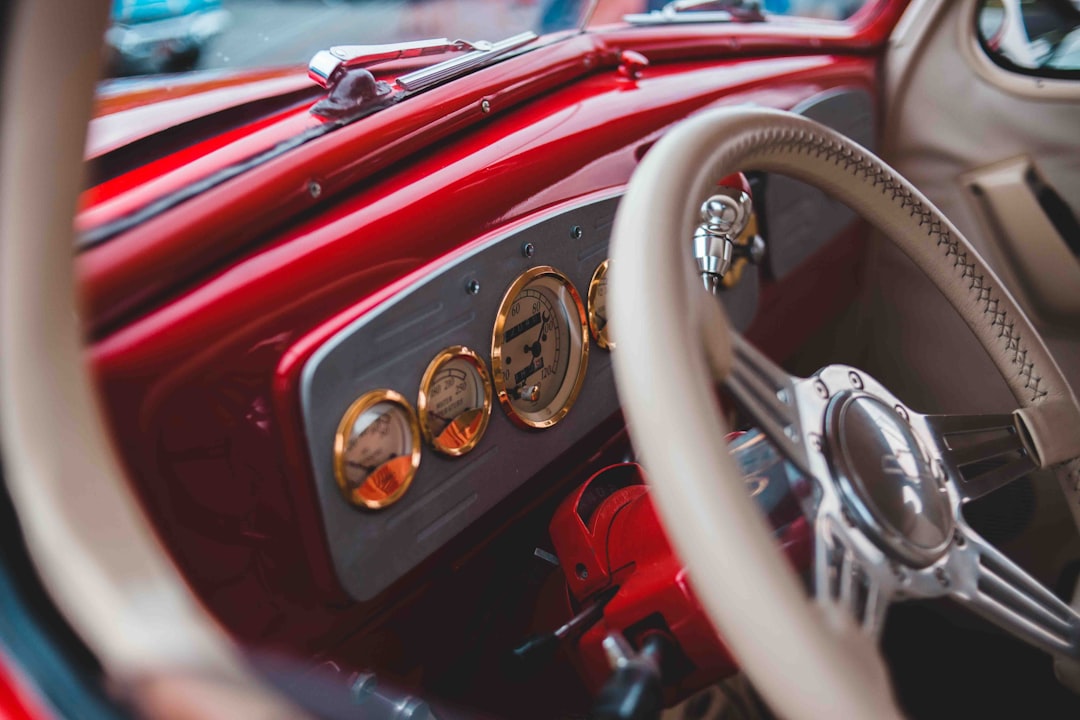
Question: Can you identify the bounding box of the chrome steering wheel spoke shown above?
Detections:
[946,521,1080,659]
[724,333,812,477]
[814,511,896,638]
[719,339,1080,659]
[921,412,1037,502]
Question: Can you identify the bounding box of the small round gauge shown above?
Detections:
[587,259,613,351]
[491,266,589,429]
[333,390,421,510]
[418,346,493,456]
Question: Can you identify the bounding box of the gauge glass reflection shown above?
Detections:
[334,390,420,509]
[419,347,492,456]
[587,259,612,350]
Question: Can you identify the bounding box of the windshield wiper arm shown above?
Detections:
[309,32,538,91]
[625,0,764,25]
[309,38,488,88]
[396,31,537,92]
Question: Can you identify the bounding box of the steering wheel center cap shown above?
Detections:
[825,392,953,567]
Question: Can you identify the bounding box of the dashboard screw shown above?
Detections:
[465,279,481,295]
[813,379,829,399]
[480,98,491,114]
[953,529,966,547]
[308,180,322,198]
[522,242,536,258]
[570,225,583,240]
[809,433,823,452]
[848,371,864,390]
[895,405,909,422]
[575,563,589,580]
[934,567,950,588]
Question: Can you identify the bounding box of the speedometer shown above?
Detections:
[491,266,588,429]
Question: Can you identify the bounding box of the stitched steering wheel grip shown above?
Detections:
[607,107,1080,720]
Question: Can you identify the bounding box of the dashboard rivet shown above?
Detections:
[308,180,322,198]
[570,225,583,240]
[809,433,823,452]
[465,279,481,295]
[894,404,909,422]
[522,241,536,258]
[575,563,589,580]
[480,98,491,114]
[848,371,864,390]
[813,379,829,399]
[953,529,965,547]
[934,567,950,588]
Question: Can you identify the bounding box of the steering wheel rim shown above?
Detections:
[608,106,1080,719]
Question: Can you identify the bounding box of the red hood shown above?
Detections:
[88,66,313,157]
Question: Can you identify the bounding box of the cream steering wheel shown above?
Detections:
[608,107,1080,719]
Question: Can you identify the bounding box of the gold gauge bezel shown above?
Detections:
[417,346,493,457]
[721,212,759,289]
[491,266,589,430]
[587,259,613,351]
[333,389,421,510]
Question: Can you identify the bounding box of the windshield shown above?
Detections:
[100,0,870,81]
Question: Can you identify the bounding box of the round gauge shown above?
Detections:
[418,346,493,456]
[587,259,613,351]
[333,390,421,510]
[491,266,589,429]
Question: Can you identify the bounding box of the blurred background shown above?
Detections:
[101,0,867,79]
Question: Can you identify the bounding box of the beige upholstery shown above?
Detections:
[0,0,248,688]
[608,106,1080,720]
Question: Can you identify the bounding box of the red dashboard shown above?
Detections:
[75,9,900,699]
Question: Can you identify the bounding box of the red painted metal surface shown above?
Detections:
[548,462,811,704]
[0,651,50,720]
[87,48,880,653]
[87,69,316,158]
[76,0,909,331]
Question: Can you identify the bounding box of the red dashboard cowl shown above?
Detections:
[550,460,812,704]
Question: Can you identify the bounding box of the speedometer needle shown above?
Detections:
[524,312,550,358]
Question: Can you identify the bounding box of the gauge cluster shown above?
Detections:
[300,194,760,601]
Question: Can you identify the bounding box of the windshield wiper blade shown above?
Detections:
[396,31,538,92]
[625,0,764,25]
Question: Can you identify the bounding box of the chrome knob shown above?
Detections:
[693,188,754,293]
[700,190,751,237]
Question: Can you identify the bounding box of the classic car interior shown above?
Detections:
[3,0,1080,718]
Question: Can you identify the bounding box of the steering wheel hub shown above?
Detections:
[826,392,953,567]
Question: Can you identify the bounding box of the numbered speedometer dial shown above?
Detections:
[334,390,421,510]
[492,266,588,429]
[418,346,492,456]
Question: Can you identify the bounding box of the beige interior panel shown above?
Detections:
[963,156,1080,325]
[877,0,1080,410]
[885,0,1080,330]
